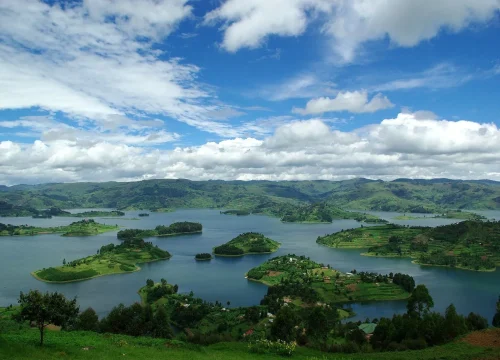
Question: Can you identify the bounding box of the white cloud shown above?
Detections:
[0,0,243,137]
[205,0,500,61]
[293,91,394,114]
[2,112,500,184]
[258,73,336,101]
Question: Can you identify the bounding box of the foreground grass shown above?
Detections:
[1,328,499,360]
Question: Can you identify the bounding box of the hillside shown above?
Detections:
[0,219,117,237]
[0,178,500,213]
[317,221,500,271]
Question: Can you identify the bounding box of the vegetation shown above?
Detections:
[0,219,117,237]
[117,222,202,240]
[221,209,251,216]
[2,179,500,217]
[279,203,387,223]
[317,221,500,271]
[248,255,412,310]
[493,296,500,327]
[433,210,486,220]
[17,290,79,346]
[69,210,125,217]
[213,232,281,256]
[138,213,150,217]
[195,253,212,261]
[32,238,171,283]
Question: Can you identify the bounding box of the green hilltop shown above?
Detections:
[213,232,281,256]
[317,221,500,271]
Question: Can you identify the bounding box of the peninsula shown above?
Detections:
[247,255,413,305]
[32,238,171,283]
[213,232,281,256]
[317,221,500,271]
[0,219,117,237]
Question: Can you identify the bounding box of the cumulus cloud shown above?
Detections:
[0,0,242,137]
[205,0,500,61]
[257,73,336,101]
[2,112,500,185]
[293,91,394,114]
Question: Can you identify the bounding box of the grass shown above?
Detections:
[32,241,171,283]
[0,328,499,360]
[0,220,118,237]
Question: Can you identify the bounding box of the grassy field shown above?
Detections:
[213,232,281,256]
[317,222,500,271]
[32,240,171,283]
[1,327,499,360]
[0,220,117,237]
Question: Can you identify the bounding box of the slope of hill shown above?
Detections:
[0,178,500,213]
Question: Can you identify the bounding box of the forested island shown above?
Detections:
[213,232,281,256]
[393,210,486,221]
[0,219,117,237]
[317,221,500,271]
[117,222,202,240]
[195,253,213,260]
[279,203,388,224]
[32,238,171,283]
[138,213,150,217]
[247,255,413,306]
[221,209,250,216]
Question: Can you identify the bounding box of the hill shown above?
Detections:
[1,178,500,213]
[247,255,412,305]
[317,221,500,271]
[213,232,281,256]
[0,219,117,237]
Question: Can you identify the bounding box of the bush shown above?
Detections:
[248,339,296,357]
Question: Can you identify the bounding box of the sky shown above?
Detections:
[0,0,500,185]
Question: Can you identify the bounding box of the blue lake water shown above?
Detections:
[1,209,499,322]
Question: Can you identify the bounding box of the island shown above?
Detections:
[278,203,388,224]
[195,253,213,261]
[317,221,500,271]
[213,232,281,256]
[138,213,150,217]
[0,202,126,218]
[117,222,202,240]
[221,210,250,216]
[0,219,117,237]
[247,255,413,305]
[32,238,171,283]
[393,210,486,221]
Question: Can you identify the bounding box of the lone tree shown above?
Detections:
[18,290,79,346]
[493,295,500,327]
[407,284,434,318]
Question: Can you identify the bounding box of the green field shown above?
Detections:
[1,327,498,360]
[213,232,281,256]
[317,222,500,271]
[32,239,171,283]
[0,219,117,237]
[247,255,410,304]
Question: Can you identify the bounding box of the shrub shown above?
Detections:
[248,339,296,357]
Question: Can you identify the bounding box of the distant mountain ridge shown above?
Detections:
[1,178,500,213]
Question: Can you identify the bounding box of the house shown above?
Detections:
[346,272,354,276]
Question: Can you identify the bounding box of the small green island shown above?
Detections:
[213,232,281,256]
[393,210,486,221]
[195,253,213,261]
[278,203,387,224]
[138,213,150,217]
[0,219,117,237]
[32,238,171,283]
[221,209,250,216]
[317,221,500,271]
[247,255,413,305]
[117,222,202,240]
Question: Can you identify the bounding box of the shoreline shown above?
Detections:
[156,230,202,237]
[31,256,172,284]
[410,259,496,272]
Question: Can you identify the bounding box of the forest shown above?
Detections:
[213,232,280,256]
[117,222,202,240]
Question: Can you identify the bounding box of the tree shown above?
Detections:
[407,285,434,318]
[62,259,66,265]
[173,284,179,293]
[245,306,260,323]
[227,301,231,307]
[146,279,154,288]
[443,304,467,340]
[18,290,79,346]
[271,306,299,342]
[306,307,328,341]
[75,307,99,331]
[152,306,173,339]
[160,278,167,286]
[493,296,500,327]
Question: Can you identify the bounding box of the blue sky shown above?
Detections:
[0,0,499,184]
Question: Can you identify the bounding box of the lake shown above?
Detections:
[1,209,499,323]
